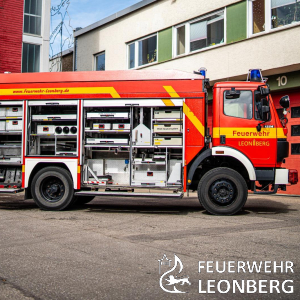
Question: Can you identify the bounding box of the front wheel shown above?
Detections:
[31,166,74,211]
[197,168,248,215]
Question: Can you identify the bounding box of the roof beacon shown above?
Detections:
[199,67,207,78]
[247,69,268,83]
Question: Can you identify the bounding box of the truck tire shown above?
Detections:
[31,167,74,211]
[197,167,248,215]
[74,196,95,205]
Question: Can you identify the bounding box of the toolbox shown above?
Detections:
[6,120,22,131]
[154,137,182,146]
[86,138,128,145]
[6,107,23,117]
[37,125,56,135]
[87,112,129,119]
[112,123,130,130]
[153,123,182,133]
[154,110,181,119]
[32,114,77,121]
[93,123,111,130]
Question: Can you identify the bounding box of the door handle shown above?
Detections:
[220,135,226,144]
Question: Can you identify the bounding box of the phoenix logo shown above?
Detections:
[158,254,191,294]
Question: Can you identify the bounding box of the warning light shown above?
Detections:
[247,69,263,82]
[199,67,207,78]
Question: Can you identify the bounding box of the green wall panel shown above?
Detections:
[158,27,172,63]
[226,1,247,44]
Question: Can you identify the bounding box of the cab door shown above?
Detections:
[215,87,277,167]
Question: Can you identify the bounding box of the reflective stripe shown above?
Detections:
[0,87,121,98]
[213,127,286,139]
[163,86,180,98]
[162,99,175,106]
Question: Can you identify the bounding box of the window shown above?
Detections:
[291,106,300,118]
[252,0,266,33]
[271,0,300,28]
[128,34,157,69]
[224,91,253,119]
[174,11,225,56]
[95,52,105,71]
[291,143,300,154]
[22,43,40,73]
[249,0,300,35]
[291,125,300,136]
[23,0,42,36]
[176,25,186,55]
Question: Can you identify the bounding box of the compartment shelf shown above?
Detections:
[85,129,130,133]
[153,118,182,122]
[0,117,22,120]
[0,131,22,135]
[85,144,130,148]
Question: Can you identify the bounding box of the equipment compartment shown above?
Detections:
[87,112,129,119]
[6,107,23,117]
[153,109,181,119]
[93,123,111,130]
[86,138,128,145]
[27,102,78,156]
[153,123,182,134]
[32,114,77,121]
[112,123,131,130]
[6,120,23,131]
[154,137,182,146]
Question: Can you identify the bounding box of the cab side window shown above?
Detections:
[224,90,253,119]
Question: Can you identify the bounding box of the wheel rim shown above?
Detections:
[40,176,65,203]
[209,179,237,206]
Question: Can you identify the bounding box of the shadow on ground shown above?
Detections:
[0,196,297,216]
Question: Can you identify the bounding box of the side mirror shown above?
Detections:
[259,86,270,96]
[225,88,241,99]
[261,105,270,121]
[279,95,290,109]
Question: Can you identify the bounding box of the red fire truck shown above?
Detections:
[0,69,297,215]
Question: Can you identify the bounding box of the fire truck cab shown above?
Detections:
[0,69,297,215]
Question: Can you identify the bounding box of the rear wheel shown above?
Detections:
[31,167,74,211]
[197,167,248,215]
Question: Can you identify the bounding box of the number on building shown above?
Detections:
[276,76,287,87]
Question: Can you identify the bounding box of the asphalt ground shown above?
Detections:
[0,192,299,300]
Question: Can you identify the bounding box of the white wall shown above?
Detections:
[75,0,300,81]
[76,0,241,72]
[145,26,300,82]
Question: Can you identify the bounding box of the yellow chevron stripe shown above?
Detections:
[163,86,178,106]
[183,103,205,137]
[0,87,121,98]
[163,86,180,98]
[162,99,175,106]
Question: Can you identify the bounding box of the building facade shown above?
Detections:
[74,0,300,194]
[49,48,74,72]
[0,0,50,73]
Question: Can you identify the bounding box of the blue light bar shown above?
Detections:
[199,69,206,77]
[199,67,207,78]
[248,69,263,82]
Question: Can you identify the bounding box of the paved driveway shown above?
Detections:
[0,193,299,299]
